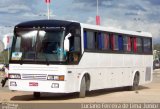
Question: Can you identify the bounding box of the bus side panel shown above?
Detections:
[76,52,152,91]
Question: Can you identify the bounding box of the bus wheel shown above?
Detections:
[33,92,40,98]
[79,77,86,98]
[129,73,140,91]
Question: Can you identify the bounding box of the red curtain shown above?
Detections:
[110,34,114,50]
[128,37,131,51]
[133,37,137,52]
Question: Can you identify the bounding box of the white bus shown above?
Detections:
[9,20,153,98]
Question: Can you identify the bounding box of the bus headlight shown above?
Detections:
[9,74,21,79]
[47,75,64,81]
[47,75,54,80]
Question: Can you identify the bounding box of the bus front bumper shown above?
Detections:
[9,79,72,93]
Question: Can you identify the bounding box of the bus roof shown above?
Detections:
[14,19,152,38]
[80,23,152,38]
[15,20,79,28]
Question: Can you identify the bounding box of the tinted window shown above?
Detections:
[84,30,95,49]
[87,31,95,49]
[143,38,152,53]
[118,35,123,51]
[97,32,110,50]
[123,36,131,52]
[69,36,81,52]
[133,37,137,52]
[111,34,119,51]
[98,32,102,49]
[137,38,143,53]
[84,31,87,49]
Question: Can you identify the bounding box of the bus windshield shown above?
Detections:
[11,28,66,64]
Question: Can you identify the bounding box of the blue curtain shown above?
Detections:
[118,35,123,51]
[98,33,102,49]
[84,31,87,49]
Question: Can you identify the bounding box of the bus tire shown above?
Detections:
[129,73,140,91]
[33,92,40,98]
[79,77,86,98]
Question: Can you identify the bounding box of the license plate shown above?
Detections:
[29,82,38,86]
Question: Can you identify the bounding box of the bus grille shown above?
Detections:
[22,74,47,80]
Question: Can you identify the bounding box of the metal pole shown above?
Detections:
[47,2,50,19]
[8,47,9,64]
[7,36,9,64]
[96,0,100,25]
[97,0,98,15]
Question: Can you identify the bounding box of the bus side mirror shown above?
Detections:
[64,33,72,52]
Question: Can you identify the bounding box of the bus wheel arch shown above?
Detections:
[129,71,140,91]
[79,73,91,98]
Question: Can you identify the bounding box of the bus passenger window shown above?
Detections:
[83,30,95,50]
[98,32,102,49]
[68,52,80,63]
[133,37,137,53]
[102,33,109,50]
[68,35,81,64]
[123,36,131,52]
[84,31,87,49]
[69,36,74,51]
[137,38,143,53]
[95,32,98,49]
[118,35,123,51]
[110,34,119,51]
[143,38,152,53]
[68,36,81,52]
[74,37,81,52]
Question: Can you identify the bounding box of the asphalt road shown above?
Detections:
[0,69,160,103]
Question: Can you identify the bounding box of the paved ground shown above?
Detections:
[0,69,160,103]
